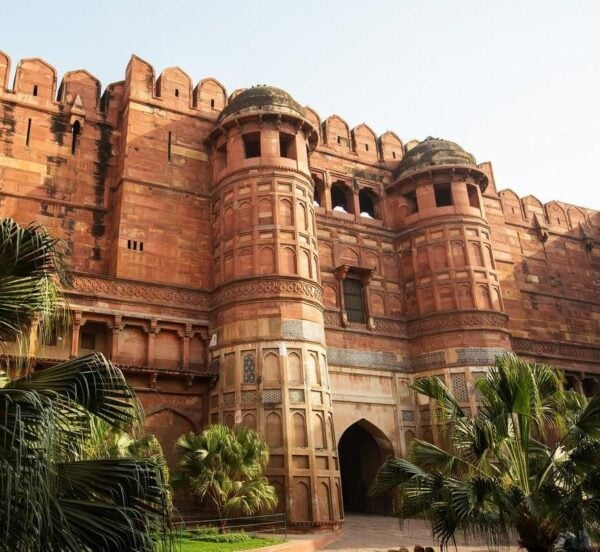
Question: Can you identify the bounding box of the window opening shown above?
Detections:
[365,144,369,151]
[331,181,353,213]
[70,120,81,155]
[343,278,366,324]
[80,332,96,350]
[313,176,325,207]
[467,184,480,209]
[26,118,32,146]
[434,183,453,207]
[175,88,179,97]
[359,188,377,219]
[337,136,341,145]
[127,240,132,249]
[403,190,419,214]
[279,132,296,159]
[392,151,396,159]
[243,132,261,158]
[210,98,215,108]
[33,85,38,96]
[168,131,172,161]
[216,142,227,171]
[139,242,144,252]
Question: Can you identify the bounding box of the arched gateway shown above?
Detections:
[338,419,394,514]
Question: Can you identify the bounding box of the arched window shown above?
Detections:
[331,181,354,214]
[359,188,378,219]
[71,120,81,155]
[343,278,366,323]
[313,175,325,207]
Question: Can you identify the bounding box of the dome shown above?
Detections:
[219,85,305,120]
[393,137,479,181]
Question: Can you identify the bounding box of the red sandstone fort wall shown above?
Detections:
[1,50,600,514]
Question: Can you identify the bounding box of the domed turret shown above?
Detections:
[393,137,487,188]
[219,85,306,122]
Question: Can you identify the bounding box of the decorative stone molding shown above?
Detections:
[408,311,509,338]
[456,347,508,365]
[511,337,600,363]
[68,273,210,308]
[323,311,342,327]
[212,277,323,308]
[373,317,407,337]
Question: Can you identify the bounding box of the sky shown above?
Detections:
[2,0,599,208]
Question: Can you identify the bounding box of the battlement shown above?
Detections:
[491,184,599,236]
[0,49,597,234]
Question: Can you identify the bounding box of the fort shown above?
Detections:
[1,50,599,526]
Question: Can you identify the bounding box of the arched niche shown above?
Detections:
[144,406,195,466]
[337,418,394,515]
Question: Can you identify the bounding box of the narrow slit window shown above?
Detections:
[139,242,144,252]
[168,131,172,161]
[26,119,32,146]
[210,98,215,108]
[243,132,261,158]
[71,121,81,155]
[33,85,38,96]
[343,278,366,324]
[337,136,341,145]
[434,183,453,207]
[365,144,369,151]
[133,241,137,251]
[127,240,132,250]
[175,88,179,97]
[392,151,396,159]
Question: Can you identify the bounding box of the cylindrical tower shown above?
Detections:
[387,138,511,435]
[208,86,341,527]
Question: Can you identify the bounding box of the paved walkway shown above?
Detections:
[322,514,516,552]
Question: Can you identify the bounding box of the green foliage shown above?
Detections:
[175,536,284,551]
[174,425,277,524]
[191,531,251,543]
[0,218,172,552]
[371,353,600,552]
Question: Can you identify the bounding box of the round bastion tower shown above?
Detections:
[208,87,342,527]
[387,138,511,439]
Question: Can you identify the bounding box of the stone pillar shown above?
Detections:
[70,311,83,357]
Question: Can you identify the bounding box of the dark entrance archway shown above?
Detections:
[338,419,394,514]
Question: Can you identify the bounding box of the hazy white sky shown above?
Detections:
[2,0,599,208]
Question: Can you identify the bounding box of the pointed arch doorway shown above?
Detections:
[338,419,394,514]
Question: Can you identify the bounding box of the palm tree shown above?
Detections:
[371,353,600,552]
[174,425,277,528]
[0,218,172,552]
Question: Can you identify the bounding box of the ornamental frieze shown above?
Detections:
[408,311,509,337]
[68,274,210,308]
[212,277,323,307]
[511,337,600,363]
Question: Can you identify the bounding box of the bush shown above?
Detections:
[191,531,251,543]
